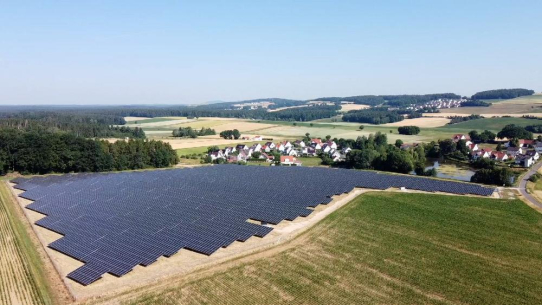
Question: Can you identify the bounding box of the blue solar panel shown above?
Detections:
[12,165,495,285]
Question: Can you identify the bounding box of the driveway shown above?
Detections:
[518,162,542,209]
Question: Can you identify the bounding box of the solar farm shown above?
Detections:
[11,165,495,288]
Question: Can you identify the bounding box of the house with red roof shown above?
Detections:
[280,156,302,166]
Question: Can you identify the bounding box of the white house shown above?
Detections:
[311,143,322,150]
[287,149,298,156]
[236,144,248,151]
[330,150,342,162]
[251,143,262,152]
[341,147,352,154]
[506,147,523,157]
[265,142,276,150]
[252,135,263,141]
[282,141,293,149]
[224,147,236,156]
[276,143,285,152]
[321,144,332,153]
[209,150,225,161]
[516,155,534,167]
[294,140,306,148]
[491,151,508,162]
[468,143,479,151]
[526,150,540,161]
[325,141,338,150]
[280,156,302,166]
[302,147,317,156]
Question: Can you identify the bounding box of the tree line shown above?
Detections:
[0,112,145,139]
[342,109,404,124]
[471,89,534,100]
[0,129,178,175]
[172,127,216,138]
[447,115,483,125]
[219,129,241,139]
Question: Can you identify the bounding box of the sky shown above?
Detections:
[0,1,541,105]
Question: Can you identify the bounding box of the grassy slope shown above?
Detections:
[126,192,542,305]
[0,183,54,305]
[441,117,538,132]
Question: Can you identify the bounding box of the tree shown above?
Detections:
[325,135,331,141]
[293,122,297,126]
[382,150,414,174]
[232,129,241,139]
[438,139,457,156]
[345,149,380,169]
[252,151,261,159]
[207,146,219,153]
[497,124,533,140]
[397,126,420,135]
[395,139,403,148]
[359,125,365,130]
[310,123,314,127]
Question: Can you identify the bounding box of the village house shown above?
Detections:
[325,141,338,150]
[224,147,236,156]
[535,142,542,153]
[321,144,332,153]
[506,147,523,157]
[468,143,479,151]
[515,155,534,167]
[341,147,352,154]
[452,134,471,142]
[491,151,508,162]
[526,150,540,161]
[311,138,323,145]
[252,135,263,141]
[209,150,225,161]
[280,156,302,166]
[265,142,276,150]
[282,141,293,149]
[275,143,285,152]
[294,140,306,148]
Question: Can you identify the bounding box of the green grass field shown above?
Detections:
[441,117,538,132]
[126,192,542,305]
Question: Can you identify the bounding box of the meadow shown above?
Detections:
[123,192,542,305]
[442,117,539,132]
[0,183,55,305]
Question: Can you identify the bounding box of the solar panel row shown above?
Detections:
[12,165,495,285]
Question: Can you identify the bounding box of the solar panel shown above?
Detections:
[12,165,495,285]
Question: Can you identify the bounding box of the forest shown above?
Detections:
[0,111,145,138]
[471,88,534,100]
[0,129,178,175]
[341,108,404,124]
[460,100,491,107]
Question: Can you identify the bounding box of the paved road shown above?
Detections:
[518,162,542,209]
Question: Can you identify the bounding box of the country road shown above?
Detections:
[518,162,542,210]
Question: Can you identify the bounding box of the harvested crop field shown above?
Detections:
[339,104,370,112]
[0,183,55,305]
[122,192,542,305]
[382,117,450,127]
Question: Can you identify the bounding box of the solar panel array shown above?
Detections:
[12,165,494,285]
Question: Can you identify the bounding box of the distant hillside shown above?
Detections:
[312,93,461,107]
[472,89,534,100]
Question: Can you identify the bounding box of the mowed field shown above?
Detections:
[121,192,542,305]
[0,183,53,305]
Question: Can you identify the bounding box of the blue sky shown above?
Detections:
[0,1,540,105]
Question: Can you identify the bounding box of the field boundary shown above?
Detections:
[3,182,73,304]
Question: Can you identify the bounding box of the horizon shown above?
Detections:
[1,1,541,105]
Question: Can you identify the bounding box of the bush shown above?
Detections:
[397,126,420,135]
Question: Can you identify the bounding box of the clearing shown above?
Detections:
[118,192,542,305]
[339,104,370,112]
